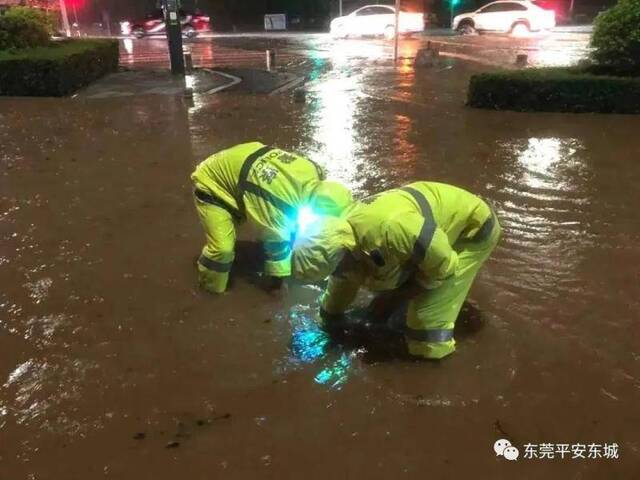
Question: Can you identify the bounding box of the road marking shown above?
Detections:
[201,69,242,94]
[269,76,306,95]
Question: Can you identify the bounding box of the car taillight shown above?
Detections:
[145,20,156,26]
[200,16,210,22]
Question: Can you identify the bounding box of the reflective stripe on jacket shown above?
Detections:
[337,181,493,292]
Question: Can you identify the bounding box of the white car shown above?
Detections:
[452,1,555,36]
[330,5,425,40]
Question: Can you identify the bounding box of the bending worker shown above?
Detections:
[292,181,501,360]
[191,141,352,294]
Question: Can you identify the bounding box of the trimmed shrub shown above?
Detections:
[467,68,640,114]
[591,0,640,76]
[0,6,54,50]
[0,39,119,97]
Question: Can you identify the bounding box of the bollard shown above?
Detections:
[266,50,276,71]
[183,73,194,98]
[414,48,439,68]
[515,54,528,68]
[183,50,193,74]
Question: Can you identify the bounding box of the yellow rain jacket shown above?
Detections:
[192,141,352,293]
[292,181,501,359]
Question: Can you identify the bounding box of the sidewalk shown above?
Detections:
[75,67,304,98]
[75,69,235,98]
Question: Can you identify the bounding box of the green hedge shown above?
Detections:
[467,67,640,114]
[0,39,119,97]
[591,0,640,77]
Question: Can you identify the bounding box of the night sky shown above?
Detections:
[35,0,617,29]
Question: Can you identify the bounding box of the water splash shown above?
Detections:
[314,352,352,389]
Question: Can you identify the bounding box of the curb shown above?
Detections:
[438,51,507,69]
[269,75,306,95]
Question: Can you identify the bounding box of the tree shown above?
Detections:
[591,0,640,76]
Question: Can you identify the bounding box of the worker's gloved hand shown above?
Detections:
[264,275,288,297]
[367,292,398,323]
[319,308,347,333]
[368,282,424,322]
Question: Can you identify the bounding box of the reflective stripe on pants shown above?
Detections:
[404,214,501,359]
[263,237,292,277]
[194,196,236,293]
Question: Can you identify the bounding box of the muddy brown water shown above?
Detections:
[1,58,639,479]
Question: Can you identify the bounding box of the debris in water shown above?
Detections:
[600,388,619,401]
[132,432,146,440]
[165,441,180,449]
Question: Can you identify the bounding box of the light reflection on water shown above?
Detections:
[290,327,329,363]
[307,75,362,190]
[3,355,100,433]
[517,137,578,190]
[498,137,588,241]
[314,353,351,389]
[279,305,355,390]
[490,136,595,323]
[530,44,590,67]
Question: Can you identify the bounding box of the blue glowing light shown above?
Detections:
[297,205,320,235]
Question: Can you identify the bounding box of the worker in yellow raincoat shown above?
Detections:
[191,141,352,294]
[292,181,501,360]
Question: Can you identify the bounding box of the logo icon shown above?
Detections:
[494,439,519,461]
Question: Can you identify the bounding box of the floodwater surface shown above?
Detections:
[1,55,639,479]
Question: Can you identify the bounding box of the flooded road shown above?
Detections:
[1,51,640,478]
[118,28,591,70]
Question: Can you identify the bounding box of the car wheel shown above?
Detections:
[384,25,396,40]
[457,22,476,35]
[132,27,145,39]
[183,25,197,38]
[511,22,530,37]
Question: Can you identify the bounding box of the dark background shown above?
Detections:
[4,0,619,30]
